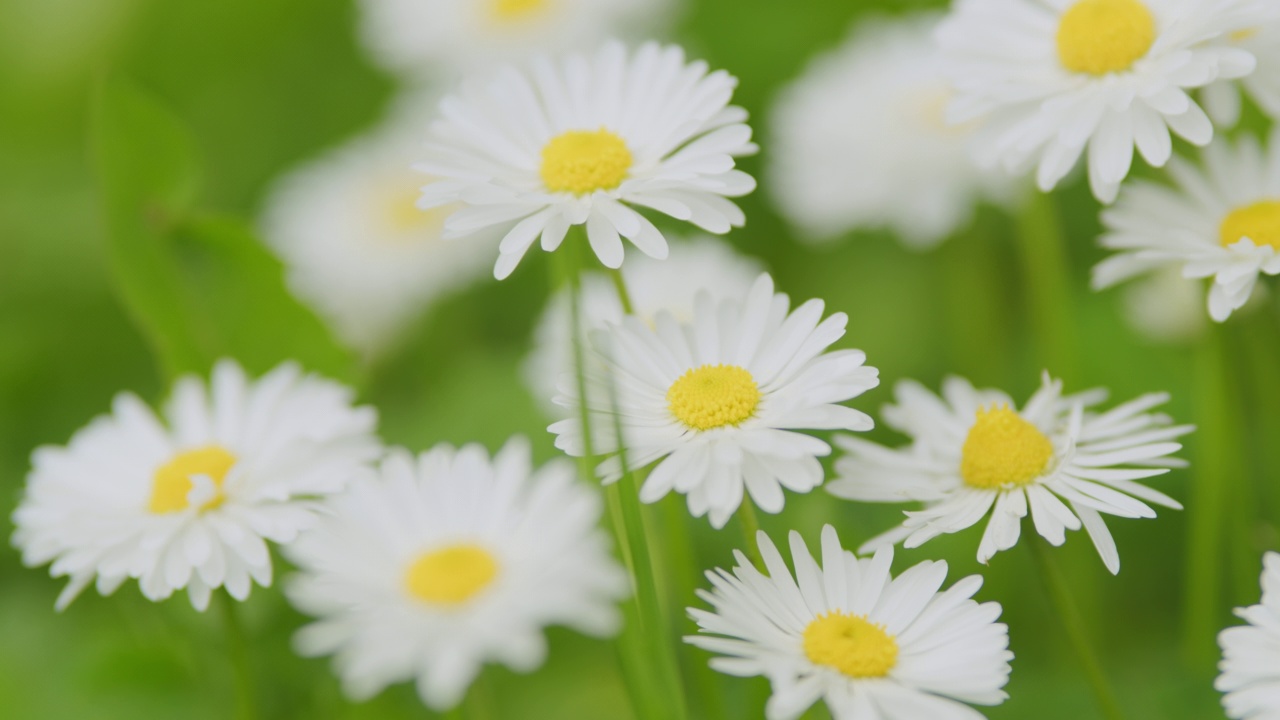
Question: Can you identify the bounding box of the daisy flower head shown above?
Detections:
[285,437,627,711]
[826,374,1193,574]
[1093,127,1280,322]
[416,41,758,280]
[11,360,380,611]
[1202,19,1280,127]
[937,0,1278,202]
[1119,266,1208,344]
[769,12,1019,248]
[1218,552,1280,720]
[686,525,1012,720]
[549,272,880,528]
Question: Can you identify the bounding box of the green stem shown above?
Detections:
[1013,190,1079,382]
[609,268,635,315]
[736,501,765,569]
[216,590,257,720]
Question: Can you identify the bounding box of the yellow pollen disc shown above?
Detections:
[1056,0,1157,76]
[803,612,899,678]
[1220,200,1280,250]
[960,406,1054,490]
[491,0,547,22]
[540,129,633,195]
[405,545,499,606]
[1231,28,1259,43]
[667,364,761,431]
[148,446,237,514]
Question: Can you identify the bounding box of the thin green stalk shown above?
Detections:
[736,501,765,569]
[216,590,257,720]
[1012,190,1079,382]
[609,268,635,314]
[1027,536,1126,720]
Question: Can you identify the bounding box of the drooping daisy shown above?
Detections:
[687,525,1013,720]
[1218,552,1280,720]
[937,0,1277,202]
[1203,20,1280,127]
[769,13,1019,248]
[417,41,758,280]
[11,360,380,611]
[826,374,1192,574]
[1093,128,1280,322]
[523,235,764,415]
[549,273,880,528]
[285,438,627,711]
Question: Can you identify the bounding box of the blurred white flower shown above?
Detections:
[1203,20,1280,127]
[827,374,1192,574]
[769,13,1019,248]
[417,41,757,280]
[1218,552,1280,720]
[286,438,627,711]
[687,525,1013,720]
[550,273,879,528]
[1119,267,1208,344]
[12,360,380,611]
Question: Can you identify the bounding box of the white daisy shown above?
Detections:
[416,41,758,280]
[826,374,1192,574]
[549,273,879,528]
[11,360,380,611]
[769,13,1018,248]
[285,437,627,711]
[687,524,1013,720]
[938,0,1277,202]
[1092,127,1280,322]
[1118,267,1208,344]
[1218,552,1280,720]
[523,235,764,415]
[1203,20,1280,127]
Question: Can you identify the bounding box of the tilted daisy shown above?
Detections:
[1218,552,1280,720]
[826,375,1192,574]
[938,0,1276,202]
[1093,127,1280,322]
[285,438,627,711]
[769,13,1018,248]
[417,41,758,279]
[1203,20,1280,127]
[11,360,380,611]
[549,273,879,528]
[687,525,1012,720]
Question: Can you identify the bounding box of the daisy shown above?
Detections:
[1203,20,1280,127]
[11,360,380,611]
[1218,552,1280,720]
[1092,127,1280,322]
[937,0,1277,202]
[687,524,1013,720]
[1118,267,1208,344]
[826,374,1192,574]
[549,273,879,528]
[285,438,627,711]
[416,41,758,280]
[769,13,1018,248]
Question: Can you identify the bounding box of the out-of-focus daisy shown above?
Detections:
[285,438,627,711]
[770,13,1018,248]
[1119,267,1208,344]
[12,360,380,611]
[938,0,1276,202]
[827,374,1192,574]
[550,273,879,528]
[417,41,758,280]
[1203,20,1280,127]
[687,525,1012,720]
[523,235,764,415]
[1218,552,1280,720]
[356,0,671,76]
[1093,128,1280,322]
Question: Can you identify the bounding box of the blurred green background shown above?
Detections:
[2,0,1277,717]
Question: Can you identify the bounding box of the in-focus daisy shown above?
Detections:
[1218,552,1280,720]
[687,525,1012,720]
[523,235,764,415]
[12,360,380,611]
[285,438,627,711]
[770,13,1018,248]
[826,374,1192,573]
[938,0,1277,202]
[550,273,879,528]
[1093,128,1280,322]
[1203,20,1280,127]
[417,41,758,279]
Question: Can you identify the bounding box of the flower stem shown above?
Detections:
[736,501,765,569]
[216,590,257,720]
[1013,190,1079,381]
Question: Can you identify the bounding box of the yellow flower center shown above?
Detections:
[803,612,899,678]
[148,446,237,514]
[1220,200,1280,249]
[1231,28,1259,43]
[960,406,1054,490]
[540,129,633,195]
[667,364,761,431]
[1056,0,1156,76]
[405,544,500,606]
[490,0,547,22]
